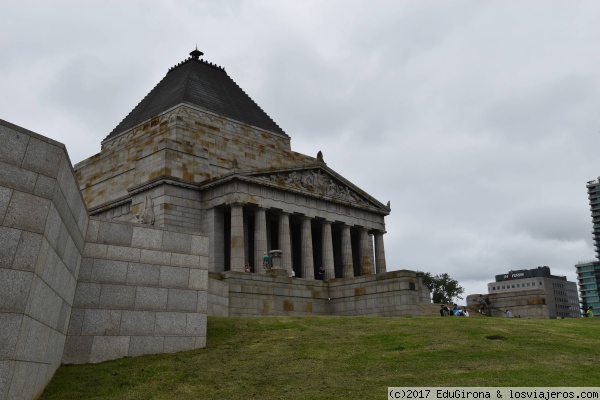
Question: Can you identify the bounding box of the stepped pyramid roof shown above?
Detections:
[104,48,286,142]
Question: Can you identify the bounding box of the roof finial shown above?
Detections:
[190,46,203,60]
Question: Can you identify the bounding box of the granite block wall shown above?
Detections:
[466,291,549,318]
[0,120,88,400]
[63,218,209,364]
[210,270,428,317]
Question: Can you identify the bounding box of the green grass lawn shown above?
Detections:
[41,316,600,399]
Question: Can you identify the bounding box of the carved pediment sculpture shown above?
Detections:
[256,169,369,206]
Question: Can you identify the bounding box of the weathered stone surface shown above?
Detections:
[97,221,133,246]
[132,227,163,250]
[98,285,136,309]
[164,336,195,353]
[12,231,43,272]
[0,269,33,313]
[120,311,155,335]
[4,191,50,234]
[159,266,189,288]
[73,283,102,308]
[0,161,37,194]
[140,249,171,265]
[90,336,130,363]
[127,263,160,286]
[0,124,30,165]
[81,310,121,336]
[134,287,168,311]
[62,336,93,364]
[0,227,21,267]
[0,314,22,358]
[91,259,128,284]
[22,136,64,178]
[155,312,186,335]
[0,186,12,224]
[167,289,198,312]
[162,231,192,253]
[129,336,164,357]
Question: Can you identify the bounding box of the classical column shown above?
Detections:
[374,231,387,274]
[230,203,245,272]
[368,233,375,275]
[278,212,292,274]
[322,221,334,280]
[301,216,314,279]
[359,228,373,275]
[341,224,353,278]
[254,207,268,274]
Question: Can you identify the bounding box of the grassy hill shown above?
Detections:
[42,316,600,399]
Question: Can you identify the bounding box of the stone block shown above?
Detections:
[134,287,168,311]
[83,242,108,258]
[155,312,186,335]
[57,299,71,334]
[0,313,22,359]
[67,308,85,336]
[7,361,38,400]
[0,360,14,400]
[4,191,50,234]
[197,291,208,313]
[0,186,12,224]
[0,161,37,194]
[0,123,30,165]
[167,289,198,312]
[22,136,64,178]
[120,311,156,335]
[33,174,56,200]
[99,285,136,309]
[191,235,209,256]
[195,336,207,349]
[126,263,160,286]
[106,245,141,263]
[78,258,93,281]
[90,336,130,363]
[82,309,122,335]
[73,282,101,308]
[12,231,43,272]
[13,316,50,362]
[164,336,195,353]
[97,221,133,246]
[0,268,33,313]
[160,266,189,288]
[0,226,21,268]
[162,231,192,253]
[86,219,100,242]
[62,336,93,364]
[91,259,128,284]
[132,227,163,250]
[129,336,164,357]
[140,249,171,265]
[185,313,207,336]
[189,269,208,290]
[170,253,200,269]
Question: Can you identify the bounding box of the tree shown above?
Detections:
[422,272,465,304]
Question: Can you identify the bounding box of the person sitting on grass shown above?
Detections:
[440,305,450,317]
[587,306,594,318]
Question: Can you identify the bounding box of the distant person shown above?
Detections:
[587,306,594,318]
[440,305,450,317]
[262,252,270,270]
[505,310,513,318]
[455,306,465,317]
[291,269,296,278]
[318,266,325,280]
[462,307,469,317]
[484,296,491,315]
[244,263,251,273]
[477,295,485,314]
[451,304,459,316]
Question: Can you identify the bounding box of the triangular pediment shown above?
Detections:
[246,166,390,214]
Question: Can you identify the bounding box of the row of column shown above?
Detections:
[229,204,386,279]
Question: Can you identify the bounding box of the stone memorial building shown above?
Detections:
[74,49,430,317]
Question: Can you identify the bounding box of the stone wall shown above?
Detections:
[0,119,210,400]
[466,291,549,319]
[63,218,209,364]
[208,270,429,317]
[0,120,88,400]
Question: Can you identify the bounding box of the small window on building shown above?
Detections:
[532,282,535,286]
[527,283,530,287]
[511,284,515,288]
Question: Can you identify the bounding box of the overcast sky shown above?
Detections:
[2,1,599,301]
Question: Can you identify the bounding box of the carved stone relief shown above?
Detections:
[256,169,369,206]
